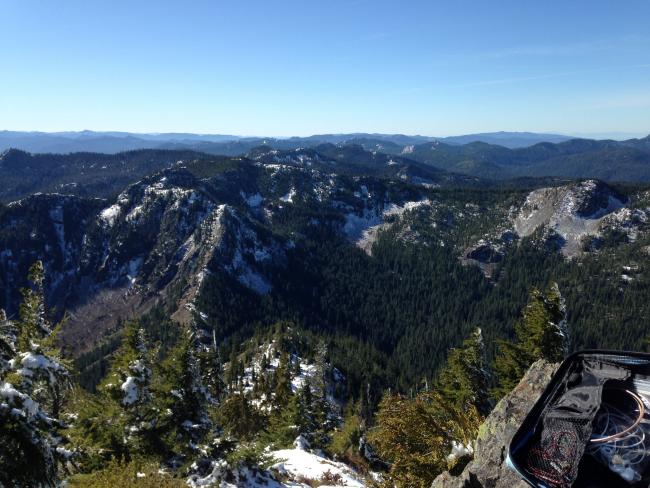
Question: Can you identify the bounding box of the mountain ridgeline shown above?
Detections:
[1,131,649,200]
[0,130,570,154]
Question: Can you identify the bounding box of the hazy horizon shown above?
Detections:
[1,129,648,142]
[1,1,649,137]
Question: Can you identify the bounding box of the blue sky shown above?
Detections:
[1,0,649,137]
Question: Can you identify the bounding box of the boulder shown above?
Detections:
[432,360,559,488]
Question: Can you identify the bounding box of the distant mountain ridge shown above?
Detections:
[2,131,650,185]
[388,136,650,182]
[438,131,571,148]
[0,130,584,154]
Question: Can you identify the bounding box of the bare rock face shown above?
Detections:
[513,180,625,257]
[432,360,559,488]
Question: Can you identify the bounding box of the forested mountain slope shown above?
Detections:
[371,136,650,182]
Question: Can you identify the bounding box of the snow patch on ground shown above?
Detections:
[272,437,366,487]
[343,210,382,242]
[126,257,143,285]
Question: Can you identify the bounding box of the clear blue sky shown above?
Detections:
[1,0,649,137]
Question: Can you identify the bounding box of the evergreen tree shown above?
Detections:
[297,377,315,433]
[437,327,490,416]
[218,391,265,441]
[312,340,329,399]
[157,328,211,456]
[16,261,50,351]
[274,351,293,408]
[199,329,226,404]
[310,340,335,443]
[330,401,363,460]
[492,283,568,399]
[369,390,481,488]
[101,323,152,411]
[270,379,317,448]
[0,262,72,487]
[266,389,301,447]
[226,348,240,391]
[70,321,157,468]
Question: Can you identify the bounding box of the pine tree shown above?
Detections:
[437,327,490,416]
[369,390,481,488]
[157,328,211,455]
[70,321,157,468]
[199,329,226,404]
[16,261,50,350]
[492,283,568,399]
[330,401,363,459]
[218,391,265,441]
[0,262,72,487]
[312,340,329,400]
[226,348,240,391]
[310,340,335,443]
[274,351,293,408]
[292,379,317,441]
[100,323,152,407]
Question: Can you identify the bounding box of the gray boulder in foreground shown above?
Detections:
[433,360,559,488]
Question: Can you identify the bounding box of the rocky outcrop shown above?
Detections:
[432,360,559,488]
[513,180,625,257]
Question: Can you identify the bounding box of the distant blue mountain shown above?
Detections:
[438,131,572,148]
[0,130,574,154]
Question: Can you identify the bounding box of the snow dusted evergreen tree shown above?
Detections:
[96,321,156,452]
[16,261,50,351]
[157,326,211,458]
[0,261,72,487]
[68,320,159,471]
[437,327,490,416]
[492,283,568,399]
[542,282,569,358]
[312,340,329,400]
[297,377,316,434]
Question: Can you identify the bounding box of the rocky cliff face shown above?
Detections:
[512,180,627,257]
[432,360,559,488]
[462,180,649,274]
